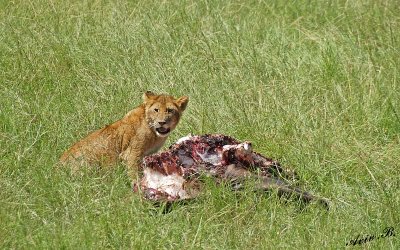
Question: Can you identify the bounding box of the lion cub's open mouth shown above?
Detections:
[156,127,171,136]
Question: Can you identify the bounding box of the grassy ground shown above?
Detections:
[1,0,399,248]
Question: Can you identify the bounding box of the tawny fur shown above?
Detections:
[59,91,189,181]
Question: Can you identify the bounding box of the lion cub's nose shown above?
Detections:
[158,121,167,126]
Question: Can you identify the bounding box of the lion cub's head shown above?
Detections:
[143,91,189,137]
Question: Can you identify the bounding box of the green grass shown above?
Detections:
[1,0,399,248]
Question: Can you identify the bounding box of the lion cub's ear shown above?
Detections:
[143,91,156,102]
[175,96,189,111]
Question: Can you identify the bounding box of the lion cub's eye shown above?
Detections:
[154,108,159,112]
[167,108,174,113]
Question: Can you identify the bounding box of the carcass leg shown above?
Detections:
[258,176,330,210]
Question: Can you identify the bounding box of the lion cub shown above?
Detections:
[60,91,189,180]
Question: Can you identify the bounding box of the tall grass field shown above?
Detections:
[1,0,399,248]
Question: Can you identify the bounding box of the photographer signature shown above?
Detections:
[346,227,395,246]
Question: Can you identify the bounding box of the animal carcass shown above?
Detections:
[136,134,328,209]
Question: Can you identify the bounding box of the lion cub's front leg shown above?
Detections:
[119,147,144,182]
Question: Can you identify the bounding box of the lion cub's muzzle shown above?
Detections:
[154,121,172,137]
[155,127,171,136]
